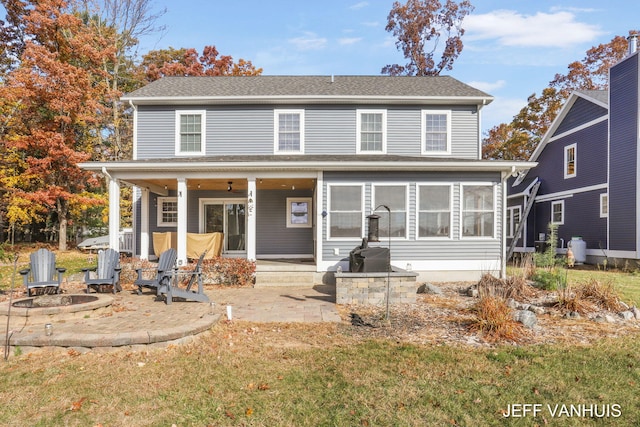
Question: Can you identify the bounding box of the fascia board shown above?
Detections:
[81,160,535,174]
[121,95,494,106]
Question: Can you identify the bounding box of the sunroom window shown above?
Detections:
[461,185,495,238]
[417,184,451,238]
[328,185,363,238]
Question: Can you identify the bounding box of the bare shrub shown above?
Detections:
[469,296,527,343]
[477,273,537,301]
[576,279,623,312]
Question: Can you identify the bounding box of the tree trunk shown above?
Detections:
[57,199,68,251]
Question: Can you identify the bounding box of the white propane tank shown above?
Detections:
[568,236,587,265]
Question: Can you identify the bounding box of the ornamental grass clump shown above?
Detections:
[469,296,526,343]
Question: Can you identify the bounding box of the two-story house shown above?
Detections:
[81,75,534,283]
[508,35,640,265]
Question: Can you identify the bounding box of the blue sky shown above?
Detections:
[139,1,638,134]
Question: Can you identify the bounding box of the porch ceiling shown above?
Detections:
[126,178,316,192]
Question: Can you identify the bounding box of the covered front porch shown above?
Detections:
[97,168,321,268]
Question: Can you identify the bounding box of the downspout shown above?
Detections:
[500,166,517,278]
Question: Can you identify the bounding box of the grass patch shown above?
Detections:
[1,323,639,426]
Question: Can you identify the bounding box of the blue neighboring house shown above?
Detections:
[508,36,640,264]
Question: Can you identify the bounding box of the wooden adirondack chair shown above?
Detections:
[82,248,122,294]
[19,248,66,296]
[159,251,210,305]
[134,248,177,296]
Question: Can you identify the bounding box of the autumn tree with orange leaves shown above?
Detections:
[137,45,262,83]
[483,32,637,160]
[383,0,473,76]
[0,0,114,249]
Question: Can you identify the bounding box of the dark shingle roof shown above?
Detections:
[123,75,492,104]
[575,89,609,105]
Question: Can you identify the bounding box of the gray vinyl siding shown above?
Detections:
[256,190,314,255]
[321,171,502,262]
[609,53,639,252]
[553,97,607,136]
[136,104,480,159]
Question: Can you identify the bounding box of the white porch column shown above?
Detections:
[140,187,150,260]
[177,178,188,265]
[108,176,121,251]
[315,172,323,271]
[246,178,256,261]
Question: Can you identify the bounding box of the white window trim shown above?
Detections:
[356,109,387,154]
[551,200,565,225]
[416,183,453,240]
[506,205,522,239]
[421,109,452,155]
[175,110,206,156]
[371,183,409,240]
[286,197,312,228]
[274,109,305,154]
[157,196,178,227]
[327,183,365,240]
[600,193,608,218]
[460,183,497,240]
[564,143,576,179]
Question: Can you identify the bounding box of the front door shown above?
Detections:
[202,200,246,254]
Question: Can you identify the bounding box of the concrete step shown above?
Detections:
[254,271,315,288]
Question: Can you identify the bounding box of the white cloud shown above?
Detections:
[465,10,604,48]
[339,37,363,45]
[349,2,369,10]
[289,32,328,51]
[466,79,506,92]
[361,21,379,28]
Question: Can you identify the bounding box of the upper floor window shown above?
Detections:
[461,184,495,238]
[175,110,206,156]
[275,110,304,154]
[551,200,564,225]
[157,197,178,227]
[417,184,452,238]
[356,109,386,154]
[422,110,451,155]
[372,184,408,238]
[564,143,576,178]
[328,185,363,239]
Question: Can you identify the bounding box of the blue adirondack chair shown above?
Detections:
[19,248,66,296]
[134,248,177,296]
[158,251,210,305]
[82,248,122,294]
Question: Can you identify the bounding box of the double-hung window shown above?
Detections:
[461,184,495,238]
[564,143,576,178]
[506,206,522,238]
[372,185,408,238]
[417,184,452,238]
[157,197,178,227]
[422,110,451,155]
[600,194,608,218]
[356,110,386,153]
[328,185,363,238]
[175,110,206,156]
[275,110,304,153]
[551,200,564,225]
